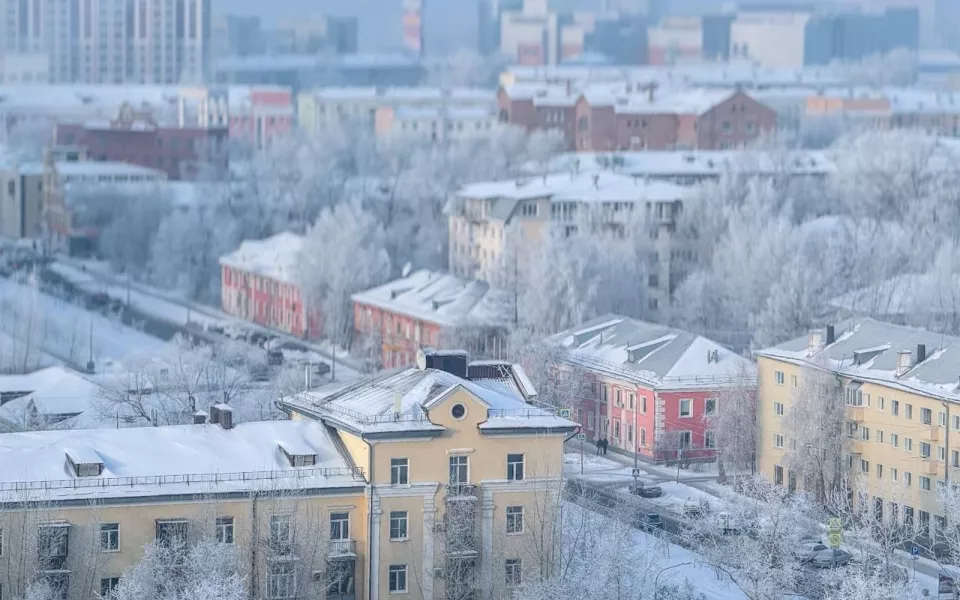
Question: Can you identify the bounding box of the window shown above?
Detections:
[451,403,466,419]
[520,202,538,217]
[506,453,525,481]
[679,431,692,448]
[860,427,870,441]
[627,423,634,443]
[267,561,296,599]
[100,578,119,598]
[891,467,898,482]
[904,472,912,487]
[330,512,349,541]
[775,371,785,385]
[155,520,186,548]
[921,442,931,459]
[506,506,524,534]
[892,400,900,416]
[921,407,932,425]
[705,431,716,448]
[905,437,913,452]
[389,511,408,540]
[940,411,947,427]
[614,420,621,438]
[391,458,409,484]
[774,465,783,486]
[705,399,716,416]
[878,396,885,411]
[876,464,883,479]
[774,402,784,416]
[100,523,119,552]
[629,393,635,410]
[906,404,913,420]
[640,428,646,446]
[641,396,648,413]
[269,515,292,554]
[0,528,3,557]
[860,459,869,473]
[216,517,234,544]
[679,399,693,418]
[614,389,621,406]
[388,565,408,593]
[505,559,522,586]
[449,456,469,485]
[921,476,932,492]
[953,450,960,468]
[877,430,884,443]
[940,446,947,462]
[774,434,784,448]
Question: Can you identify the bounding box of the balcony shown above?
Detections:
[327,539,357,560]
[929,426,942,442]
[847,406,865,421]
[446,484,478,499]
[38,555,69,572]
[923,459,942,477]
[847,438,864,454]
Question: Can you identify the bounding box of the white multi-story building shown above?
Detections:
[1,0,77,82]
[0,53,49,84]
[130,0,210,84]
[77,0,130,84]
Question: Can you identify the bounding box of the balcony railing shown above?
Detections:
[38,555,68,572]
[929,426,942,442]
[446,484,478,498]
[327,539,357,559]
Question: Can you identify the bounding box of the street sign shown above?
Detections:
[576,433,586,442]
[912,545,921,559]
[558,408,572,418]
[632,468,640,478]
[827,531,842,549]
[828,518,842,532]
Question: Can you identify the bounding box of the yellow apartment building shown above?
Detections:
[757,318,960,538]
[280,350,576,600]
[0,350,574,600]
[447,173,691,317]
[0,409,367,600]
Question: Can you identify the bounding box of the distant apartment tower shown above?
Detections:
[403,0,425,55]
[1,0,77,82]
[274,16,359,55]
[130,0,211,83]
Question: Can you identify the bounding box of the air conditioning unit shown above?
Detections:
[311,571,326,583]
[434,566,445,579]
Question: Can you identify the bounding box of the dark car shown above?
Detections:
[629,481,663,498]
[313,362,331,376]
[683,500,710,519]
[639,513,664,532]
[267,350,284,366]
[248,331,270,347]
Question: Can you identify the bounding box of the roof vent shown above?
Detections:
[278,443,317,467]
[209,403,233,430]
[917,344,926,364]
[65,449,104,478]
[193,410,208,425]
[807,329,824,354]
[896,350,913,377]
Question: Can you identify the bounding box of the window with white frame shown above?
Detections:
[389,511,408,541]
[921,407,933,425]
[705,398,716,416]
[269,515,292,554]
[877,430,884,443]
[790,375,798,388]
[774,402,784,416]
[641,396,648,413]
[775,371,784,385]
[449,456,469,485]
[774,434,784,448]
[939,446,947,462]
[705,431,716,448]
[506,506,524,534]
[389,565,408,593]
[216,517,234,544]
[629,393,635,409]
[391,458,409,484]
[891,467,898,481]
[505,559,522,586]
[860,459,869,473]
[860,427,870,441]
[640,428,646,446]
[921,476,932,491]
[876,464,883,479]
[506,454,524,481]
[679,399,693,418]
[329,512,349,541]
[267,561,296,599]
[921,442,931,459]
[904,472,912,487]
[679,431,692,448]
[100,523,119,552]
[905,437,913,452]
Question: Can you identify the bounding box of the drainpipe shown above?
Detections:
[366,439,375,600]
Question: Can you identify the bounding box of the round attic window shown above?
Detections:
[451,403,466,420]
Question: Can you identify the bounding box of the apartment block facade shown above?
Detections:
[498,86,776,152]
[448,173,692,318]
[757,319,960,540]
[547,315,754,462]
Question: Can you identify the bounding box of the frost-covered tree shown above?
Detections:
[111,539,244,600]
[704,364,758,483]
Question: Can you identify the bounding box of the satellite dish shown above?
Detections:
[401,262,412,277]
[415,348,427,371]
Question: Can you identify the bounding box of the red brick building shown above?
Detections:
[498,85,776,152]
[227,87,295,151]
[547,315,755,463]
[55,103,228,181]
[351,269,514,369]
[219,232,320,339]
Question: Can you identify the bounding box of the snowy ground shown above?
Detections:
[0,276,165,370]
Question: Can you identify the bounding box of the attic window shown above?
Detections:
[278,443,317,468]
[65,449,104,478]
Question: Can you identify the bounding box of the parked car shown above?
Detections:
[808,548,852,568]
[629,481,663,498]
[800,541,829,563]
[248,331,270,347]
[639,513,664,532]
[313,361,331,376]
[682,499,710,519]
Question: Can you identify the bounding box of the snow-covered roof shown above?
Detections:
[611,89,739,115]
[280,366,573,437]
[539,149,834,180]
[547,314,755,390]
[757,318,960,404]
[351,269,514,329]
[0,420,364,503]
[0,367,103,430]
[219,232,304,284]
[307,86,493,104]
[18,161,167,180]
[457,172,688,209]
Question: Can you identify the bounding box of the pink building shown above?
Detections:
[546,315,755,463]
[229,87,294,151]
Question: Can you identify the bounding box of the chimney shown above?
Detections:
[917,344,926,364]
[423,349,468,378]
[826,325,835,345]
[896,350,912,377]
[193,410,208,425]
[648,85,655,103]
[807,329,823,354]
[304,363,312,390]
[592,174,600,189]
